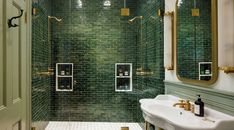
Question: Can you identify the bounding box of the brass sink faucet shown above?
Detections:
[173,100,191,111]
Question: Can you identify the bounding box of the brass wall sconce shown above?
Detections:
[157,9,174,17]
[158,9,175,70]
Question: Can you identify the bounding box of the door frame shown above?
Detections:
[26,0,32,129]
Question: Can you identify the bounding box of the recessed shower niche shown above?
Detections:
[115,63,132,92]
[56,63,73,91]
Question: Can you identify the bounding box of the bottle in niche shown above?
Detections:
[119,68,123,76]
[65,68,70,75]
[60,85,64,89]
[61,70,65,75]
[194,95,204,117]
[124,71,128,76]
[124,84,128,90]
[205,69,210,74]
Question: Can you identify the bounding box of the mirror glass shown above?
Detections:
[176,0,217,85]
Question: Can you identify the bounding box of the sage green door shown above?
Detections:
[0,0,29,129]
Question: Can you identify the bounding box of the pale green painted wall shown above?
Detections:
[165,81,234,116]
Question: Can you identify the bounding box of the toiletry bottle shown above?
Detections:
[194,95,204,117]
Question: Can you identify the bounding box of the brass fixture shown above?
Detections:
[173,100,185,108]
[157,9,174,17]
[48,16,62,22]
[48,16,62,67]
[191,104,195,113]
[32,8,37,15]
[145,121,164,130]
[121,0,129,16]
[157,9,162,16]
[121,127,129,130]
[173,100,191,111]
[157,9,175,70]
[36,71,53,76]
[219,67,234,74]
[36,68,54,76]
[184,100,191,111]
[121,8,129,16]
[128,16,143,23]
[136,67,154,76]
[191,8,200,16]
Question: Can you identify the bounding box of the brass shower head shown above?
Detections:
[48,16,62,22]
[128,16,143,23]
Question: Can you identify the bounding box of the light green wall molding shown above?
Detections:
[165,81,234,116]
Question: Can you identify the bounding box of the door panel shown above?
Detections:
[12,3,22,103]
[12,121,21,130]
[0,0,28,130]
[0,0,4,109]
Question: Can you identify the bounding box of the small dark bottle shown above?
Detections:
[194,95,204,117]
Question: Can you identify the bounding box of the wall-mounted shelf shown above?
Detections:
[199,62,212,81]
[56,63,73,91]
[115,63,132,92]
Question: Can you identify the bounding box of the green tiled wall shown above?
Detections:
[50,0,139,122]
[177,0,212,80]
[31,0,165,123]
[135,0,165,121]
[31,0,51,129]
[49,0,164,122]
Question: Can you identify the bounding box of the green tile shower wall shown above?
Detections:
[50,0,138,122]
[49,0,164,122]
[31,0,51,129]
[177,0,212,80]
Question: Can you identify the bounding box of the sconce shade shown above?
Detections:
[164,11,174,70]
[218,0,234,73]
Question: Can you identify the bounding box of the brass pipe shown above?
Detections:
[145,121,148,130]
[47,16,62,67]
[219,67,234,74]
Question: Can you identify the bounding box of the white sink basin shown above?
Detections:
[140,95,234,130]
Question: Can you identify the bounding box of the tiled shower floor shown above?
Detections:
[45,121,143,130]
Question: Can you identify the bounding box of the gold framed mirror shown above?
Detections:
[175,0,218,86]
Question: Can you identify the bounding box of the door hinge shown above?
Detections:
[24,12,27,24]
